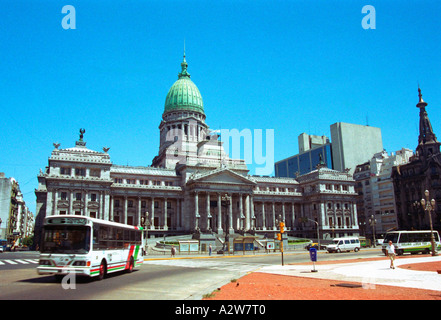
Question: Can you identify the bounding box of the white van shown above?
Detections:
[326,237,360,253]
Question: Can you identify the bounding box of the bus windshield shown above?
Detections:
[42,226,90,254]
[384,233,399,243]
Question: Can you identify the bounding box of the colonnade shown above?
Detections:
[49,188,359,236]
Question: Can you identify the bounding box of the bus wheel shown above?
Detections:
[126,257,134,273]
[98,260,107,280]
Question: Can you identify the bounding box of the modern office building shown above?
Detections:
[331,122,383,175]
[275,133,333,178]
[276,123,383,178]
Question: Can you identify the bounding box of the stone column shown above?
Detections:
[138,196,142,226]
[272,202,276,230]
[239,194,244,230]
[110,195,114,221]
[352,203,358,228]
[217,193,222,234]
[69,191,73,215]
[194,191,200,231]
[291,202,296,230]
[245,194,250,231]
[320,202,326,227]
[124,196,128,225]
[282,202,286,222]
[206,193,211,231]
[228,194,234,234]
[177,199,181,229]
[151,197,155,229]
[262,202,266,230]
[250,195,255,230]
[164,198,168,230]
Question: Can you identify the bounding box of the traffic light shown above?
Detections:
[279,221,285,234]
[276,233,281,241]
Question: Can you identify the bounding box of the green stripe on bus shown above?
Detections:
[134,245,140,260]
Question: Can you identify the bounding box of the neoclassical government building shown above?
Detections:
[34,55,359,243]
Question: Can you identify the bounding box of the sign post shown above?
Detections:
[309,247,318,272]
[278,221,285,266]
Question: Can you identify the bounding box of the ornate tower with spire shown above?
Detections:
[416,87,440,160]
[392,87,441,231]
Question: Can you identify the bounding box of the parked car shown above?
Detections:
[326,237,360,253]
[305,243,327,251]
[305,243,319,251]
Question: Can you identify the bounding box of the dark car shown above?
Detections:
[305,243,319,251]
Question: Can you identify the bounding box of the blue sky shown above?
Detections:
[1,0,440,215]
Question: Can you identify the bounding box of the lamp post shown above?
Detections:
[421,190,438,256]
[305,218,320,250]
[369,215,377,247]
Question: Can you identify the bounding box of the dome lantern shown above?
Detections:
[164,54,204,115]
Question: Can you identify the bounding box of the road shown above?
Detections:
[0,248,383,300]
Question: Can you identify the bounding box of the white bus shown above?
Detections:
[382,230,441,256]
[37,215,144,280]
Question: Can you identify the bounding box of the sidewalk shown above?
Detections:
[204,255,441,300]
[144,249,441,299]
[257,255,441,291]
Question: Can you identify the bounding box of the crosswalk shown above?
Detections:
[143,259,270,273]
[0,259,39,266]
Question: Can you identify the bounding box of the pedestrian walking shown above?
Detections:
[209,244,212,256]
[386,240,396,269]
[171,245,176,258]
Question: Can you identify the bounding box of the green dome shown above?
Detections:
[164,56,204,114]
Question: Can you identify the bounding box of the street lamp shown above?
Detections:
[421,190,438,256]
[369,215,377,247]
[305,218,320,250]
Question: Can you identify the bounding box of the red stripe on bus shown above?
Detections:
[126,245,135,270]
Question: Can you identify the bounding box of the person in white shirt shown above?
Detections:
[386,241,396,269]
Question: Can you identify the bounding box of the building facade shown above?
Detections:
[275,133,333,178]
[354,148,413,238]
[0,173,34,245]
[392,88,441,231]
[331,122,383,174]
[34,55,359,244]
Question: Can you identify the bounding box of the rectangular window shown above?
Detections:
[75,168,86,177]
[60,167,71,175]
[90,169,100,177]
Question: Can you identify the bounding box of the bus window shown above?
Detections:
[42,226,90,254]
[400,233,408,243]
[384,233,399,243]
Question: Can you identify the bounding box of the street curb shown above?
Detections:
[143,247,381,261]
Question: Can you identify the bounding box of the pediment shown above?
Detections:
[187,168,256,186]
